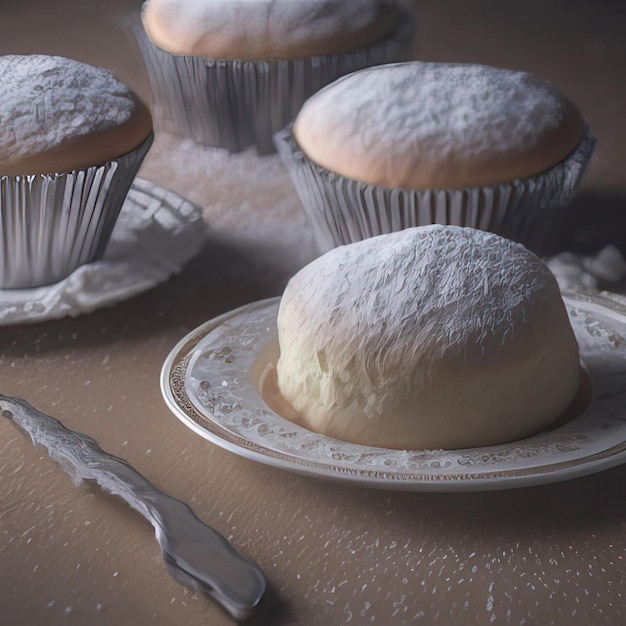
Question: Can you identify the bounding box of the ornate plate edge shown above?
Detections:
[160,296,626,492]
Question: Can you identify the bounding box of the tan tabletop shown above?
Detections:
[1,1,625,624]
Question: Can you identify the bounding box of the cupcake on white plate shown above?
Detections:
[137,0,415,154]
[0,54,153,289]
[275,61,595,255]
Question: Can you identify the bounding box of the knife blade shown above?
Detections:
[0,394,266,622]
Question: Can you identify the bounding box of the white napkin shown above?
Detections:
[547,245,626,293]
[0,178,205,325]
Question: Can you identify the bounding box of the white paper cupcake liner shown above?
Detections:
[0,133,153,289]
[274,126,596,255]
[136,11,415,154]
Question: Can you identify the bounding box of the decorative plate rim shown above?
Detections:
[160,293,626,492]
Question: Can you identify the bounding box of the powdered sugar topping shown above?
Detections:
[305,62,568,158]
[294,62,583,187]
[278,225,556,367]
[0,55,138,164]
[276,225,581,448]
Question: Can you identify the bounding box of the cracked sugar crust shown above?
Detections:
[141,0,400,59]
[0,55,152,176]
[293,62,585,189]
[276,225,582,450]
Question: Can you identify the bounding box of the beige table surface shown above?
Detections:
[1,1,625,625]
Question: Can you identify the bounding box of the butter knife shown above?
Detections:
[0,394,266,622]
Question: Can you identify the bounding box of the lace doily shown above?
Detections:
[0,178,205,325]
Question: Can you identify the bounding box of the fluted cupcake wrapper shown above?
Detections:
[135,12,416,154]
[0,133,153,289]
[274,126,596,256]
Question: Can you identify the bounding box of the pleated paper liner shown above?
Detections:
[0,133,153,289]
[274,127,596,255]
[135,11,416,154]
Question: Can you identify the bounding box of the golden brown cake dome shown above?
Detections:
[141,0,401,60]
[0,55,151,176]
[293,61,585,189]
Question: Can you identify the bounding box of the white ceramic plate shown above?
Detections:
[161,293,626,491]
[0,178,205,325]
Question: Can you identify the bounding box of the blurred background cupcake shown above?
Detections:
[0,54,153,289]
[275,61,595,255]
[137,0,416,154]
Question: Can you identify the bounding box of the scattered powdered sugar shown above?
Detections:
[0,55,136,162]
[140,133,318,280]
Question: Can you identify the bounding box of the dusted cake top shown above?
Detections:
[293,61,585,189]
[141,0,401,60]
[276,225,582,449]
[0,55,152,176]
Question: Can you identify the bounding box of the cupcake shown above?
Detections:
[0,55,153,289]
[275,225,584,450]
[275,61,595,255]
[137,0,415,154]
